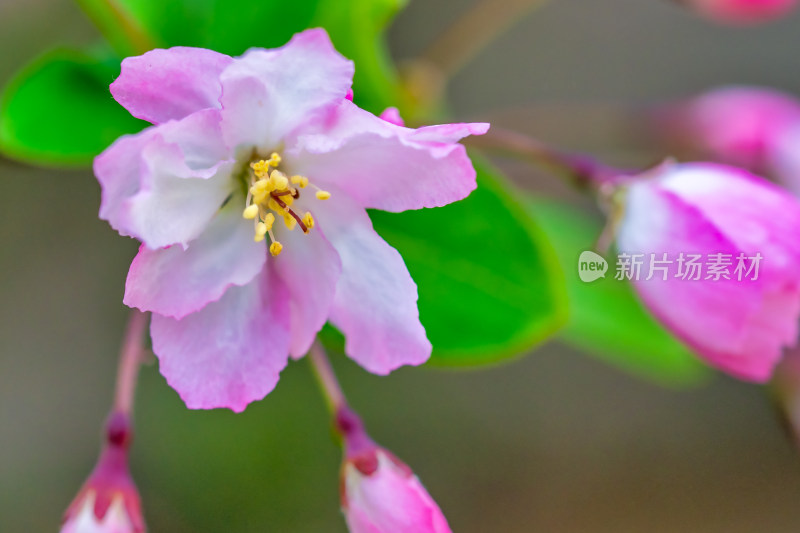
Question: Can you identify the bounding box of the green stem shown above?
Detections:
[74,0,158,57]
[112,310,149,415]
[420,0,550,79]
[308,341,347,415]
[465,126,630,189]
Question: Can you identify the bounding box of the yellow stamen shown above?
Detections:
[270,170,289,190]
[243,205,259,220]
[250,160,271,178]
[291,175,309,188]
[245,152,335,253]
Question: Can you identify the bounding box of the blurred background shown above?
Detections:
[2,0,800,531]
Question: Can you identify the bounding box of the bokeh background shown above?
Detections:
[2,0,800,531]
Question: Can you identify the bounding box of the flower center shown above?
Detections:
[242,152,330,257]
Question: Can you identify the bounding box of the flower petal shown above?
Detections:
[111,47,232,124]
[272,226,342,358]
[658,163,800,280]
[95,109,236,249]
[150,267,290,412]
[219,28,354,151]
[287,100,488,212]
[344,451,451,533]
[314,189,431,374]
[618,169,799,381]
[124,199,267,319]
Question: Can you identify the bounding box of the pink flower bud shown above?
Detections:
[653,86,800,174]
[61,413,145,533]
[614,162,800,381]
[378,107,405,127]
[679,0,797,24]
[337,408,451,533]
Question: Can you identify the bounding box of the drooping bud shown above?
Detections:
[337,407,452,533]
[61,412,145,533]
[652,86,800,174]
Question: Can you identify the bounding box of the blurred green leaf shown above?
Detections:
[0,48,146,167]
[528,198,710,386]
[366,157,568,367]
[0,0,408,166]
[87,0,406,114]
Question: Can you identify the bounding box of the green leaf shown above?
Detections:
[365,156,568,367]
[0,48,146,167]
[88,0,407,114]
[528,198,710,386]
[311,0,409,114]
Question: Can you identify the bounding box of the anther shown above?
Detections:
[315,190,331,200]
[270,241,283,256]
[302,212,314,230]
[271,170,289,190]
[243,205,259,220]
[291,175,309,188]
[255,222,269,236]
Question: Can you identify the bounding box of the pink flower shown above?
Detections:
[337,409,451,533]
[614,162,800,381]
[679,0,797,24]
[62,414,145,533]
[654,86,800,174]
[94,29,488,412]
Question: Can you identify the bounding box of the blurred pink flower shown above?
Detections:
[337,408,451,533]
[94,28,488,412]
[615,162,800,381]
[680,0,797,24]
[61,414,144,533]
[653,86,800,174]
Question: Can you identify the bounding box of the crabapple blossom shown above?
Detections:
[614,162,800,381]
[94,28,488,412]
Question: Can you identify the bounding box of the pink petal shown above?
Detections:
[219,28,354,151]
[287,100,488,212]
[344,451,451,533]
[618,164,800,381]
[111,47,232,124]
[150,267,290,412]
[272,227,342,358]
[659,163,800,280]
[95,109,235,249]
[124,199,267,319]
[314,189,431,374]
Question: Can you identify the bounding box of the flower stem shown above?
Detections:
[308,341,347,415]
[74,0,158,56]
[112,310,149,416]
[420,0,550,78]
[465,126,631,189]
